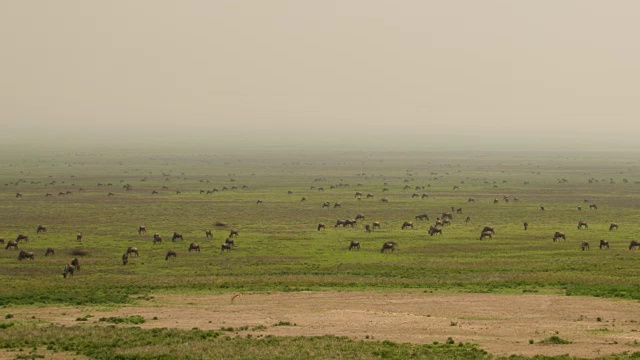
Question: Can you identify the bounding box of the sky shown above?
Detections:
[1,1,639,150]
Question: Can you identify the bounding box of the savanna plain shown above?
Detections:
[2,146,640,360]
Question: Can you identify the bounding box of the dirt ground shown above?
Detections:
[7,292,640,358]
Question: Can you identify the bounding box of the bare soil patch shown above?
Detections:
[12,292,640,358]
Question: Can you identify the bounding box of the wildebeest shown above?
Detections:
[482,226,495,234]
[429,226,442,236]
[479,231,493,240]
[435,219,444,227]
[581,241,590,251]
[15,192,22,198]
[577,220,588,229]
[553,232,566,242]
[354,192,363,198]
[172,232,183,241]
[365,224,371,233]
[229,230,239,237]
[138,226,147,235]
[577,206,582,211]
[415,214,429,221]
[45,247,55,256]
[421,194,428,199]
[468,197,475,202]
[411,193,420,198]
[349,241,360,251]
[165,250,177,260]
[71,258,80,270]
[629,240,640,250]
[609,223,619,231]
[465,216,471,223]
[441,212,453,220]
[221,243,232,252]
[76,233,83,241]
[18,250,34,260]
[317,223,325,231]
[153,233,162,244]
[333,202,341,208]
[301,197,307,202]
[37,225,47,234]
[599,240,610,249]
[16,234,29,243]
[401,221,414,230]
[62,264,75,278]
[122,252,129,265]
[188,243,201,252]
[493,199,499,204]
[540,206,545,211]
[151,190,159,195]
[256,199,263,204]
[456,208,463,214]
[108,192,115,197]
[366,193,374,198]
[355,214,365,221]
[589,204,598,210]
[523,222,529,230]
[127,247,139,256]
[225,238,235,247]
[372,221,381,230]
[381,198,389,203]
[322,201,331,208]
[5,240,18,250]
[0,238,4,244]
[380,241,397,253]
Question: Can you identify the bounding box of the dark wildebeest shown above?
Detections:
[442,219,451,226]
[37,225,47,234]
[435,219,444,227]
[335,220,346,228]
[381,198,389,203]
[62,264,75,278]
[334,202,341,208]
[577,220,588,229]
[355,214,365,221]
[493,199,499,204]
[76,233,82,241]
[287,190,293,195]
[609,223,619,231]
[256,199,263,204]
[366,193,374,198]
[577,206,582,211]
[468,197,475,202]
[322,201,331,208]
[301,197,307,202]
[349,241,360,251]
[629,240,640,250]
[421,194,428,199]
[372,221,381,230]
[138,226,147,235]
[415,214,429,221]
[188,243,201,253]
[441,212,453,220]
[581,241,590,251]
[16,192,22,198]
[0,238,4,244]
[71,258,80,270]
[599,240,610,249]
[429,226,442,236]
[16,234,29,243]
[523,222,529,230]
[18,250,34,260]
[354,192,363,198]
[122,252,129,265]
[479,231,493,240]
[172,232,183,241]
[225,238,235,247]
[365,224,371,233]
[380,241,397,253]
[401,221,414,230]
[221,243,232,252]
[540,206,545,211]
[465,216,471,223]
[205,230,212,238]
[411,193,420,198]
[127,247,139,256]
[229,230,239,237]
[164,250,176,260]
[482,226,495,234]
[553,232,566,242]
[108,192,115,197]
[45,247,55,256]
[317,223,325,231]
[151,190,159,195]
[153,233,162,244]
[456,208,463,214]
[5,240,18,250]
[589,204,598,210]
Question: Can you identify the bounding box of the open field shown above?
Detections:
[2,146,640,359]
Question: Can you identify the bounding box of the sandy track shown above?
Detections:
[12,292,640,358]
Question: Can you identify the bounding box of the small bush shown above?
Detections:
[98,315,145,324]
[5,314,14,319]
[272,321,294,327]
[540,335,572,344]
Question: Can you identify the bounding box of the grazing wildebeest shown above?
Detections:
[317,223,325,231]
[16,193,22,198]
[45,247,55,256]
[76,233,83,241]
[205,230,212,238]
[16,234,28,243]
[523,222,529,230]
[629,240,640,250]
[540,206,545,211]
[380,241,397,253]
[153,233,162,244]
[349,241,360,251]
[365,224,371,233]
[225,238,235,247]
[18,250,34,260]
[581,241,590,251]
[287,190,293,195]
[599,240,610,249]
[482,226,495,234]
[256,199,263,204]
[493,198,499,204]
[172,232,183,241]
[442,219,451,226]
[62,264,75,278]
[0,238,4,244]
[435,218,444,227]
[577,206,582,211]
[456,208,463,214]
[415,214,429,221]
[441,212,453,220]
[421,194,428,199]
[468,197,475,202]
[465,216,471,223]
[221,243,232,252]
[334,202,341,208]
[609,223,619,231]
[322,201,331,208]
[188,243,201,253]
[429,226,442,236]
[5,240,18,250]
[229,230,239,237]
[45,193,52,197]
[355,214,365,221]
[165,250,177,260]
[301,197,307,202]
[122,252,129,265]
[151,190,159,195]
[354,192,363,198]
[372,221,381,230]
[577,220,588,229]
[479,231,493,240]
[401,221,414,230]
[138,226,147,235]
[589,204,598,210]
[411,193,420,198]
[553,232,566,242]
[381,198,389,203]
[335,219,346,228]
[37,225,47,234]
[366,193,374,198]
[71,258,80,270]
[108,192,115,197]
[127,247,139,256]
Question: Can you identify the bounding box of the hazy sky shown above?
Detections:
[1,1,640,149]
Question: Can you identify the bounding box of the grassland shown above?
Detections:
[1,146,640,359]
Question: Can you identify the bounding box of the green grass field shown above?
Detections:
[1,146,640,359]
